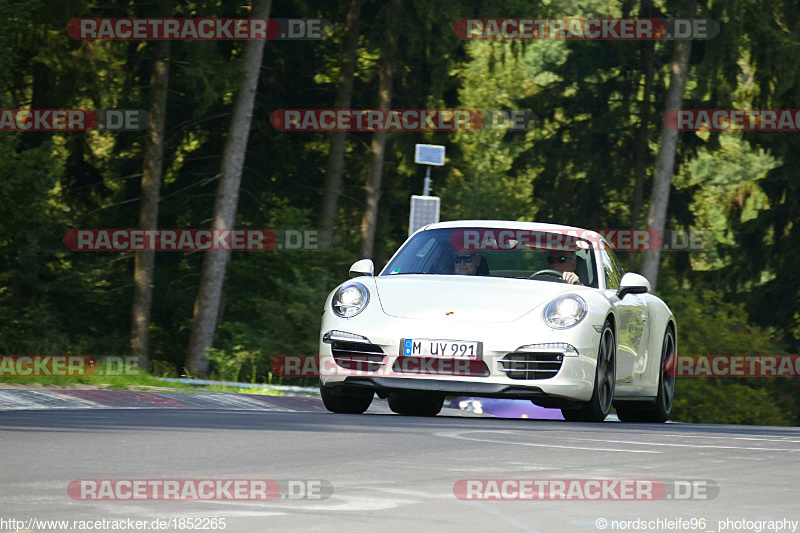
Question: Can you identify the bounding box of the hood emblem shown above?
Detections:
[445,311,454,316]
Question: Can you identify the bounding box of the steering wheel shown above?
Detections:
[529,269,566,281]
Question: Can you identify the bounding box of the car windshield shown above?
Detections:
[381,227,599,288]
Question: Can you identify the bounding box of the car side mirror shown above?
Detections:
[617,272,650,299]
[349,259,375,278]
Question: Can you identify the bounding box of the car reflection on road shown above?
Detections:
[448,397,565,420]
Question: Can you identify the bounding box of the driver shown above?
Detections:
[453,251,484,276]
[547,250,581,285]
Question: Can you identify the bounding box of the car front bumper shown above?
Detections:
[319,311,602,403]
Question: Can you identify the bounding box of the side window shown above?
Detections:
[575,249,597,288]
[601,242,624,290]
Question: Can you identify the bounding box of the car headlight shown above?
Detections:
[544,294,587,329]
[332,282,370,318]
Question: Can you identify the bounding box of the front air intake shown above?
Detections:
[499,352,563,380]
[331,341,385,372]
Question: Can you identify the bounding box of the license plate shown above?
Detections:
[402,339,481,358]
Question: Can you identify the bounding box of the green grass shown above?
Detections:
[0,367,288,396]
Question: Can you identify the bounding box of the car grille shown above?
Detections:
[331,341,385,372]
[499,352,563,380]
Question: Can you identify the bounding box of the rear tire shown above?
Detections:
[562,320,616,422]
[320,382,373,414]
[615,327,675,423]
[388,391,445,417]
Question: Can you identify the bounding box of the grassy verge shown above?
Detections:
[0,368,290,396]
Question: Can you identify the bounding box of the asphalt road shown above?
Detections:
[2,400,799,533]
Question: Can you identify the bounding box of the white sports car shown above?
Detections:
[319,220,676,422]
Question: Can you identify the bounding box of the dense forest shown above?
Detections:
[1,0,799,424]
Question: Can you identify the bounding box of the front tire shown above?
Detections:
[562,320,616,422]
[388,391,445,417]
[615,327,676,423]
[320,382,373,414]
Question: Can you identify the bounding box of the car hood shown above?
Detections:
[374,274,582,323]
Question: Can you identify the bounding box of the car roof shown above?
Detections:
[423,220,602,241]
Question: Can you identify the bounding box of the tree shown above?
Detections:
[359,37,395,258]
[716,0,800,352]
[319,0,362,249]
[130,40,170,371]
[629,0,656,229]
[640,0,697,288]
[185,0,271,375]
